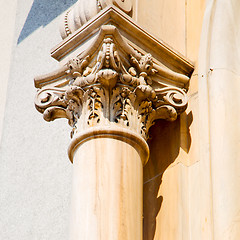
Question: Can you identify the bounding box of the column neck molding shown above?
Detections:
[68,125,149,164]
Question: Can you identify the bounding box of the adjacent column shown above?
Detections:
[199,0,240,239]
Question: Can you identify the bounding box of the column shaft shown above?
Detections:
[69,130,147,240]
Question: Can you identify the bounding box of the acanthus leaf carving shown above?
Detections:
[86,86,105,126]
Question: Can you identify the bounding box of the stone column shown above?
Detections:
[58,51,178,239]
[68,126,148,239]
[34,3,192,239]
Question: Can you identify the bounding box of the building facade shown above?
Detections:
[0,0,240,239]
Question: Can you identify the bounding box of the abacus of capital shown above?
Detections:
[34,1,194,239]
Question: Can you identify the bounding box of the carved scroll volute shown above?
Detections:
[35,27,189,141]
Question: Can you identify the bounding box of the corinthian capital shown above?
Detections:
[34,6,193,160]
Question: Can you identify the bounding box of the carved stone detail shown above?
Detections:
[60,0,133,39]
[35,30,188,140]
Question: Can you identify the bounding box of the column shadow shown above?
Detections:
[143,112,192,240]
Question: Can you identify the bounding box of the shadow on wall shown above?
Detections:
[18,0,78,44]
[143,112,192,240]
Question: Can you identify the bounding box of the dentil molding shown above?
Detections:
[34,5,194,161]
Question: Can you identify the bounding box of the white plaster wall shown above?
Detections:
[0,0,78,239]
[0,0,18,143]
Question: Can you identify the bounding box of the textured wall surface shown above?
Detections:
[0,0,18,143]
[0,0,77,239]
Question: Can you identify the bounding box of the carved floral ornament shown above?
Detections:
[35,25,189,142]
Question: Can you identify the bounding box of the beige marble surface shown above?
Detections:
[198,0,240,239]
[143,0,206,239]
[70,136,144,240]
[137,0,186,55]
[144,119,189,240]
